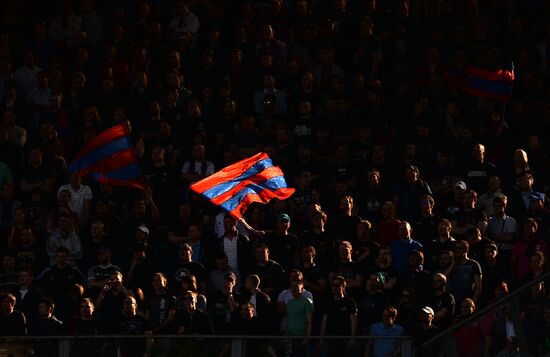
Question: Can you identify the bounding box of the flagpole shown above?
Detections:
[238,217,255,232]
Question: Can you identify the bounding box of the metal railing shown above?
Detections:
[0,334,414,357]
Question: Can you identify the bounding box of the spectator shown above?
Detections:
[37,247,85,321]
[28,299,63,336]
[0,252,19,295]
[319,275,358,356]
[284,279,314,357]
[213,215,253,280]
[146,272,176,335]
[357,272,389,333]
[301,210,334,269]
[45,215,82,266]
[389,222,423,275]
[86,246,121,299]
[451,189,485,240]
[208,271,242,335]
[412,306,441,355]
[476,175,506,217]
[298,245,328,301]
[429,273,455,330]
[375,201,401,248]
[364,306,404,357]
[0,293,27,335]
[207,253,235,298]
[243,274,274,333]
[461,144,497,194]
[486,196,517,264]
[445,240,482,305]
[176,274,207,312]
[412,195,440,246]
[511,219,549,283]
[94,271,131,334]
[452,298,485,357]
[171,242,206,293]
[118,296,152,357]
[174,290,214,335]
[249,244,285,301]
[329,241,364,299]
[426,219,456,270]
[252,213,300,272]
[393,165,432,221]
[13,268,43,322]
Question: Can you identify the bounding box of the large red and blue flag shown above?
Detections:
[191,152,295,219]
[69,123,144,189]
[444,64,514,102]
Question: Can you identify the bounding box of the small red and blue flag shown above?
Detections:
[444,64,514,102]
[191,152,295,219]
[69,123,144,189]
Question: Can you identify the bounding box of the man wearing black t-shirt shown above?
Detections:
[29,299,63,356]
[429,273,455,330]
[320,275,358,356]
[254,213,300,272]
[71,298,101,357]
[462,143,497,194]
[329,241,364,300]
[146,272,176,334]
[174,290,214,335]
[95,271,131,334]
[413,306,441,355]
[209,272,243,335]
[248,244,285,300]
[171,243,206,293]
[118,296,152,357]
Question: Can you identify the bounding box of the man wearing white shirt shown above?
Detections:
[169,1,200,45]
[57,174,93,224]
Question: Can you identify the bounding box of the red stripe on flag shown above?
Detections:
[73,124,129,161]
[465,66,514,82]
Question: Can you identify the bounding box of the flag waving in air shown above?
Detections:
[69,123,144,189]
[191,152,295,219]
[444,63,514,102]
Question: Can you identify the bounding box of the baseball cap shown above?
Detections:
[529,192,545,202]
[137,225,150,235]
[455,181,467,190]
[421,306,434,316]
[277,213,291,222]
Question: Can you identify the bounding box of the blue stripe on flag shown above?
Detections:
[91,162,142,180]
[69,136,134,172]
[219,176,288,212]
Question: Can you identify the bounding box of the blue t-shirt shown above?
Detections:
[390,239,423,274]
[369,322,405,357]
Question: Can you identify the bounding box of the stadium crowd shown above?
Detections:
[0,0,550,356]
